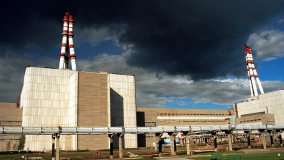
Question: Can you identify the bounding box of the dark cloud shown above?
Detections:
[1,0,284,81]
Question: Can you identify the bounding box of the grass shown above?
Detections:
[194,152,284,160]
[1,143,284,160]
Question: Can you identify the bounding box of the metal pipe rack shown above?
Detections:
[1,125,283,135]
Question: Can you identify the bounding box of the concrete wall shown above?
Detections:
[137,107,231,127]
[0,103,22,151]
[109,74,137,148]
[236,113,275,125]
[235,90,284,125]
[77,71,109,150]
[21,67,77,151]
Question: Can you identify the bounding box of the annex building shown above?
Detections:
[0,103,22,151]
[136,107,233,147]
[234,90,284,126]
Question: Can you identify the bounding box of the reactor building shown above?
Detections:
[18,12,137,151]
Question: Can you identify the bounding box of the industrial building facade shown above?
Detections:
[1,88,284,151]
[0,103,22,151]
[234,90,284,126]
[136,107,232,147]
[19,67,137,151]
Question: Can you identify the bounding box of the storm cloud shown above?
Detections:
[1,1,284,81]
[1,1,284,104]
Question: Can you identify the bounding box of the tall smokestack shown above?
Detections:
[68,14,76,71]
[59,12,77,70]
[244,44,264,97]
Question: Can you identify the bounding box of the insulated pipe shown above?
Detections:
[2,125,284,135]
[68,14,76,71]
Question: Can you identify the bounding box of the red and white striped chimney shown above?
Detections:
[68,14,76,71]
[244,44,264,97]
[59,12,77,70]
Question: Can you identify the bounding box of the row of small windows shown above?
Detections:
[157,113,228,116]
[0,121,22,126]
[239,119,261,123]
[0,121,22,122]
[138,136,154,139]
[0,139,20,141]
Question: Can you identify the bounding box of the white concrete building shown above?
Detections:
[234,90,284,127]
[20,67,137,151]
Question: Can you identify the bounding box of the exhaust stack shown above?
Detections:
[244,44,264,97]
[59,12,77,70]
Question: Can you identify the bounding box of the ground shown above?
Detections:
[0,141,284,159]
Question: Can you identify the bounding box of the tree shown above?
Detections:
[13,143,18,150]
[6,141,11,151]
[18,135,26,150]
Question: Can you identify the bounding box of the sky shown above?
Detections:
[1,0,284,110]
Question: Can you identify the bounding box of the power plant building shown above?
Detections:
[20,67,137,151]
[1,13,284,152]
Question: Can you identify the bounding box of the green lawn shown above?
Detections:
[194,152,284,160]
[1,143,284,160]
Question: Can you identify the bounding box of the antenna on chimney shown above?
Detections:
[244,44,264,97]
[59,12,77,70]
